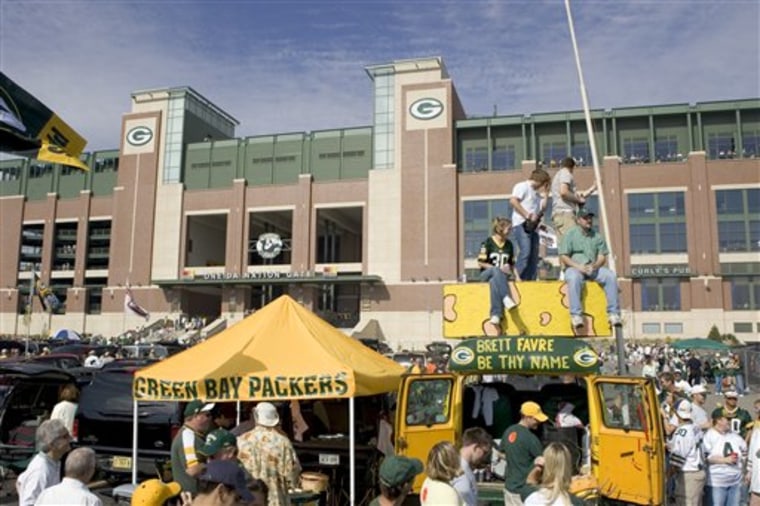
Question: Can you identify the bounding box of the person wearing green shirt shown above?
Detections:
[498,401,548,504]
[711,391,753,438]
[558,208,622,330]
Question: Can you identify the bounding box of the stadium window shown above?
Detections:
[463,147,488,172]
[664,323,683,334]
[541,142,566,169]
[715,188,760,252]
[734,322,753,333]
[730,276,759,310]
[571,142,591,167]
[628,192,687,254]
[742,130,760,158]
[654,135,683,162]
[492,145,516,171]
[707,132,736,159]
[463,199,513,259]
[622,137,649,164]
[640,278,682,311]
[642,323,661,334]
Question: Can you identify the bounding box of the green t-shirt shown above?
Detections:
[558,226,609,266]
[478,236,515,269]
[711,407,753,438]
[499,423,543,497]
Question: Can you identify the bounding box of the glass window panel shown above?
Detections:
[664,323,683,334]
[492,146,516,171]
[464,147,488,171]
[630,224,657,254]
[641,280,660,311]
[749,220,760,251]
[492,200,512,218]
[659,223,687,253]
[731,279,752,310]
[742,132,760,158]
[715,190,744,215]
[718,221,747,252]
[542,142,566,167]
[655,135,681,162]
[622,137,649,164]
[465,201,488,222]
[628,194,655,218]
[734,322,754,333]
[642,323,661,334]
[707,133,736,159]
[747,189,760,213]
[659,192,685,216]
[661,279,681,310]
[571,142,591,166]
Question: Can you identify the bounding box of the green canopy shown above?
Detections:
[671,338,731,351]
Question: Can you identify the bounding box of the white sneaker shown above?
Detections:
[503,295,517,310]
[608,314,622,327]
[489,315,501,325]
[571,315,584,328]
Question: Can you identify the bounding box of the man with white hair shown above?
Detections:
[34,447,101,505]
[238,402,301,506]
[16,419,71,506]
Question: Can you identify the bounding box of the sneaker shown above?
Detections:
[489,315,501,325]
[571,315,584,328]
[503,295,517,311]
[608,314,622,327]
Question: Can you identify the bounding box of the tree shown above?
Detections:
[708,325,722,341]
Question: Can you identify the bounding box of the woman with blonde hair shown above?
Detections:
[524,442,574,506]
[50,383,79,439]
[420,441,464,505]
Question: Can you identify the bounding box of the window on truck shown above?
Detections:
[598,382,646,431]
[405,378,453,426]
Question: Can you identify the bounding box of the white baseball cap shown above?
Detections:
[676,399,692,420]
[690,385,707,395]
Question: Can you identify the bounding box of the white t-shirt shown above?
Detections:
[703,428,746,487]
[34,477,102,506]
[420,477,464,506]
[511,180,540,227]
[16,452,61,506]
[50,400,77,438]
[524,488,572,506]
[747,425,760,493]
[551,168,576,215]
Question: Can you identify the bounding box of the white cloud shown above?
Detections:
[1,0,757,151]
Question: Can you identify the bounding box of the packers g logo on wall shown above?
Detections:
[126,126,153,146]
[451,346,475,366]
[573,348,599,369]
[409,98,444,120]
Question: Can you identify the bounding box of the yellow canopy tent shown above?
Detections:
[131,295,405,501]
[133,294,405,400]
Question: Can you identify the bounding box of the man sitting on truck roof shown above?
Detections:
[497,401,548,505]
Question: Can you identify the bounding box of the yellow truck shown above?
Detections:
[394,283,665,505]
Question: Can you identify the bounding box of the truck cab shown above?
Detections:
[394,336,665,506]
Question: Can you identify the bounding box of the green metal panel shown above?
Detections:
[185,144,212,190]
[245,136,275,185]
[27,163,55,200]
[492,124,523,171]
[0,159,25,196]
[696,99,760,112]
[58,169,88,199]
[209,139,238,189]
[311,130,341,181]
[272,134,305,184]
[340,128,371,179]
[91,170,117,196]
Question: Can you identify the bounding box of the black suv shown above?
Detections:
[0,363,77,472]
[76,365,181,483]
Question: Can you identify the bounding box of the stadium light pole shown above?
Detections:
[564,0,625,374]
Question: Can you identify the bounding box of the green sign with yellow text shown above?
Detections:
[449,336,600,375]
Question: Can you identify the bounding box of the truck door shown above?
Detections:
[395,373,460,490]
[586,376,665,506]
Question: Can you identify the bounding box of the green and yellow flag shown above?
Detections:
[0,72,89,171]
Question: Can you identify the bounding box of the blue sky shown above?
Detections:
[1,0,758,151]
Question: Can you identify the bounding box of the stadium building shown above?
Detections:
[0,57,758,347]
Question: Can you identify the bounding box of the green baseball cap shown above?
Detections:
[200,429,237,456]
[184,400,215,418]
[378,456,423,488]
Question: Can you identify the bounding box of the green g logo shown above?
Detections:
[126,126,153,146]
[409,98,443,120]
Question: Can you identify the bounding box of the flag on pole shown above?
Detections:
[125,284,149,320]
[0,72,89,171]
[34,272,60,313]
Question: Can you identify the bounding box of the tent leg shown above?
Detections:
[132,399,138,485]
[236,400,241,426]
[350,397,355,505]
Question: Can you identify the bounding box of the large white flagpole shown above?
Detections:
[564,0,616,273]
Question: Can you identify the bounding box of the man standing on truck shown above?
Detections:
[171,400,215,495]
[558,208,622,329]
[498,401,548,505]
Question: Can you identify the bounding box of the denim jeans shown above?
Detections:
[715,374,724,395]
[479,266,513,318]
[706,483,741,506]
[511,224,540,281]
[736,373,746,394]
[564,266,620,317]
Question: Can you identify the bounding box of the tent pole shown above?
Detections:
[236,399,241,426]
[132,398,138,484]
[350,397,355,505]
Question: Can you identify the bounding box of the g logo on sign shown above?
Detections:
[409,98,444,120]
[126,126,153,146]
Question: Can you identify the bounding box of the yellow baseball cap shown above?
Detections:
[131,479,182,506]
[521,401,548,422]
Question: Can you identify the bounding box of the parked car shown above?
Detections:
[25,353,83,369]
[0,363,77,472]
[0,339,39,356]
[390,351,426,370]
[75,365,181,483]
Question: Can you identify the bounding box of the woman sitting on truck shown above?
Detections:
[420,441,464,506]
